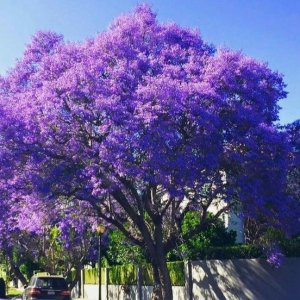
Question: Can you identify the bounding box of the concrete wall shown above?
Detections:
[83,284,106,300]
[82,284,184,300]
[76,258,300,300]
[191,258,300,300]
[71,281,80,299]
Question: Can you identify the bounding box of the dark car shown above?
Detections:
[23,275,71,300]
[0,277,5,298]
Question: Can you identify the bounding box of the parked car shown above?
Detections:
[0,277,5,298]
[23,275,71,300]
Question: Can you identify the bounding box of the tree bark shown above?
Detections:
[93,184,175,299]
[147,221,173,300]
[68,264,82,291]
[152,265,163,300]
[156,251,173,300]
[7,256,28,286]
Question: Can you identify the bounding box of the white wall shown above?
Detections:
[191,258,300,300]
[76,258,300,300]
[83,284,106,300]
[82,284,184,300]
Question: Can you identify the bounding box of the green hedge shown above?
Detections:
[67,269,77,283]
[107,262,185,286]
[281,240,300,257]
[84,268,106,284]
[83,242,300,286]
[141,264,152,286]
[142,261,185,286]
[194,245,263,260]
[108,264,136,285]
[84,262,184,286]
[193,242,300,260]
[168,261,185,286]
[191,241,300,260]
[0,265,6,281]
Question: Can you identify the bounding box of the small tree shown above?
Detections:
[170,211,236,260]
[107,229,147,265]
[108,212,236,264]
[285,120,300,211]
[0,194,98,287]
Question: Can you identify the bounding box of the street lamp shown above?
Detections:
[96,225,106,300]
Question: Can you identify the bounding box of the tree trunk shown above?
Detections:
[152,251,173,300]
[69,265,81,291]
[152,265,163,300]
[147,222,173,300]
[7,256,28,286]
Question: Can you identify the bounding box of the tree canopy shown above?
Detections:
[0,5,298,299]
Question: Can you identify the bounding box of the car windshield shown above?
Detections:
[35,278,67,289]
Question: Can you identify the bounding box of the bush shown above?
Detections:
[67,269,77,283]
[108,264,137,285]
[141,264,152,286]
[194,245,263,260]
[168,211,236,260]
[82,241,300,286]
[167,261,185,286]
[107,212,237,264]
[107,229,146,265]
[84,268,106,284]
[191,240,300,260]
[83,261,185,286]
[142,261,185,286]
[281,239,300,257]
[20,260,40,280]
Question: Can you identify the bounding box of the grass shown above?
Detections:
[6,287,23,298]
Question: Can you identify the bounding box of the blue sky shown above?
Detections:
[0,0,299,124]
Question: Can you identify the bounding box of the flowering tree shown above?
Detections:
[0,142,98,286]
[0,5,297,299]
[0,188,98,287]
[285,120,300,204]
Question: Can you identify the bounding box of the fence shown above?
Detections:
[72,257,300,300]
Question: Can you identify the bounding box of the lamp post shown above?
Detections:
[96,225,106,300]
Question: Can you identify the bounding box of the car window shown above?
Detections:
[35,278,68,289]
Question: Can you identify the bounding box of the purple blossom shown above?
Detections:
[266,246,284,269]
[0,4,298,294]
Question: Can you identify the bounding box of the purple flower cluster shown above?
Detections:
[0,4,298,277]
[266,246,284,269]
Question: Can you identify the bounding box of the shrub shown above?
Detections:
[82,241,300,286]
[281,239,300,257]
[108,264,137,285]
[168,211,236,260]
[191,240,300,260]
[84,262,185,286]
[195,245,263,260]
[84,268,106,284]
[142,261,185,286]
